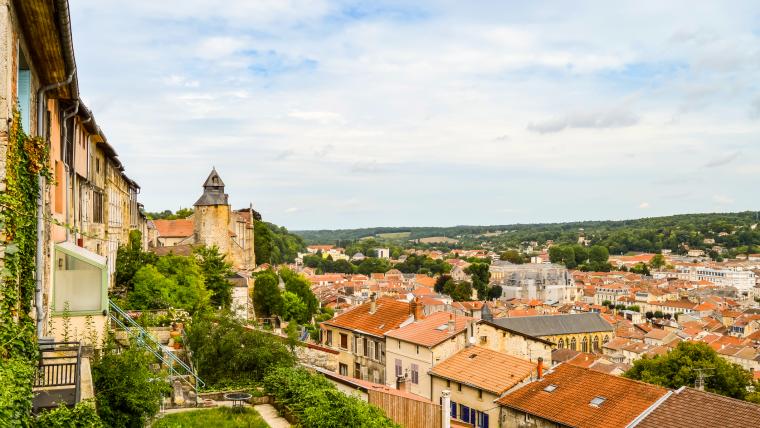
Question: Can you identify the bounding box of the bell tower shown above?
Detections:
[193,168,231,255]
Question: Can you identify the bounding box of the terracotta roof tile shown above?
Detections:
[385,312,472,347]
[430,346,537,395]
[153,219,194,237]
[497,364,667,428]
[321,297,411,337]
[637,387,760,428]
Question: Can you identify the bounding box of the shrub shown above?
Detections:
[35,401,103,427]
[186,313,294,388]
[0,357,34,426]
[92,340,171,428]
[263,367,398,428]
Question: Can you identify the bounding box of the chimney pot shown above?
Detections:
[447,314,455,332]
[369,293,377,314]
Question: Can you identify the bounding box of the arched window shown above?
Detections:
[558,338,565,349]
[593,336,600,352]
[603,335,609,344]
[570,337,577,351]
[582,336,588,353]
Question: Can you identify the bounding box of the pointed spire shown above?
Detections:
[194,167,229,206]
[481,301,493,322]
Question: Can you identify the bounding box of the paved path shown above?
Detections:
[254,404,291,428]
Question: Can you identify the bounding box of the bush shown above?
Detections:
[186,313,295,388]
[92,340,171,428]
[263,367,398,428]
[0,357,34,426]
[152,407,268,428]
[35,401,103,427]
[128,255,209,314]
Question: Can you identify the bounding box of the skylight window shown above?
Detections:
[435,324,448,331]
[543,384,558,393]
[589,396,606,407]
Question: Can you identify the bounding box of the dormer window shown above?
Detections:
[589,396,606,407]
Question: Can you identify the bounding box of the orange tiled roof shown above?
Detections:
[497,364,667,428]
[153,219,193,237]
[430,346,537,395]
[321,297,411,337]
[385,312,472,347]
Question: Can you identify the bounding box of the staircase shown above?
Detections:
[108,300,205,404]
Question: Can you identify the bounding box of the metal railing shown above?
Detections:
[108,300,205,390]
[34,341,82,404]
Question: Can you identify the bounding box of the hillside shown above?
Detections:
[293,211,760,256]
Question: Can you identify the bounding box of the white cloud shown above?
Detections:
[527,108,639,134]
[713,194,735,205]
[284,207,302,213]
[639,202,650,209]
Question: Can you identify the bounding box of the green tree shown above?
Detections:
[589,245,609,263]
[187,313,295,388]
[500,250,524,264]
[128,255,209,314]
[464,263,490,299]
[649,254,666,269]
[488,285,503,300]
[443,280,473,301]
[434,275,451,293]
[624,342,754,400]
[280,268,318,321]
[93,341,170,428]
[631,262,651,275]
[281,291,308,324]
[194,245,234,309]
[355,258,392,275]
[115,230,157,292]
[253,271,282,318]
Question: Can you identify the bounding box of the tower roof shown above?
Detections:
[194,167,229,206]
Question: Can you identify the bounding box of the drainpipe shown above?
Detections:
[62,101,79,242]
[35,67,76,339]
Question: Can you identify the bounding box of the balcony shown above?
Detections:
[32,341,84,412]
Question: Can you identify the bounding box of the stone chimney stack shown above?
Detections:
[369,293,377,315]
[447,314,455,333]
[411,297,424,320]
[396,375,408,392]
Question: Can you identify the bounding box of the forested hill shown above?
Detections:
[292,211,760,255]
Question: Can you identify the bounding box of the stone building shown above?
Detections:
[485,313,614,354]
[152,168,256,271]
[489,262,579,303]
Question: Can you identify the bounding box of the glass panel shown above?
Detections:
[54,250,102,312]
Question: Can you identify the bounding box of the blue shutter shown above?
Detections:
[450,401,457,418]
[461,405,470,423]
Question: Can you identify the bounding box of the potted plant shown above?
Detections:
[173,336,183,350]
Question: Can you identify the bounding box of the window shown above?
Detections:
[590,396,606,407]
[340,333,348,349]
[92,190,104,224]
[477,411,489,428]
[582,336,589,353]
[376,341,382,361]
[411,364,419,384]
[480,335,487,345]
[395,359,402,378]
[416,345,419,354]
[95,157,100,173]
[460,405,470,423]
[558,338,565,349]
[368,340,376,361]
[354,363,361,379]
[397,339,401,349]
[603,335,610,344]
[543,384,558,393]
[593,336,600,352]
[17,50,31,132]
[326,330,333,346]
[446,380,450,387]
[339,363,348,376]
[570,337,577,351]
[54,162,64,214]
[450,401,457,419]
[53,245,106,314]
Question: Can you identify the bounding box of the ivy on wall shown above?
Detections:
[0,108,50,425]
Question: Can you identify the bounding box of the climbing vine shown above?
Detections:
[0,108,50,425]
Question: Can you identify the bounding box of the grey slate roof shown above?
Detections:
[488,313,613,337]
[194,168,229,206]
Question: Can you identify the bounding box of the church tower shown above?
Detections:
[193,168,232,256]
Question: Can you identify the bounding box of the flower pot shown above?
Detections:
[170,331,181,338]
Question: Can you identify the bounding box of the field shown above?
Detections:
[376,231,411,239]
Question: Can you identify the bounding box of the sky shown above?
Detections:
[69,1,760,230]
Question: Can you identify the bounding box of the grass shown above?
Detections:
[375,231,411,239]
[152,407,269,428]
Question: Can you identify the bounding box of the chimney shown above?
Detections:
[537,357,544,380]
[447,314,455,333]
[396,375,408,392]
[465,320,475,348]
[411,297,424,320]
[369,293,377,315]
